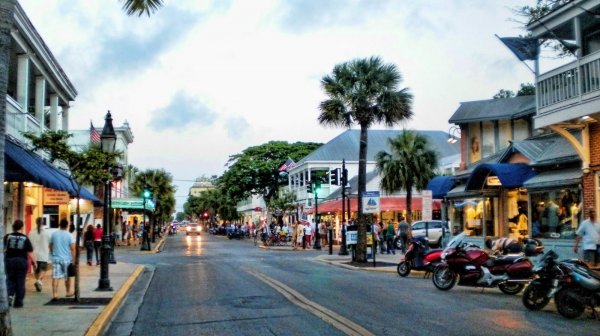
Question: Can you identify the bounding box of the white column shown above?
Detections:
[49,94,58,131]
[35,76,46,129]
[16,55,29,110]
[61,105,69,132]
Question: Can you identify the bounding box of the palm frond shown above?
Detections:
[121,0,164,17]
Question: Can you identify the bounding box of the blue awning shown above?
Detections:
[5,139,100,203]
[465,163,536,191]
[426,176,456,199]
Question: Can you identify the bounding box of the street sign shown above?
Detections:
[345,231,373,245]
[362,191,380,214]
[422,190,433,221]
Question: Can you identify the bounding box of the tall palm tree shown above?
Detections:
[319,56,413,262]
[0,1,163,333]
[375,130,438,225]
[130,169,176,237]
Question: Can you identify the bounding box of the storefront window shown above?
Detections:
[449,197,496,237]
[505,189,528,240]
[530,188,582,239]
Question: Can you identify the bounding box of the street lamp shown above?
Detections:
[98,110,117,291]
[447,125,460,144]
[141,188,152,251]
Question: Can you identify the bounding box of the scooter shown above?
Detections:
[554,260,600,319]
[432,232,543,295]
[397,236,442,278]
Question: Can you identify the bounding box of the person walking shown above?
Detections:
[304,221,312,248]
[398,216,410,254]
[320,221,328,247]
[386,221,396,255]
[574,208,600,268]
[50,219,75,300]
[5,219,36,308]
[83,224,95,266]
[28,217,50,292]
[93,224,103,265]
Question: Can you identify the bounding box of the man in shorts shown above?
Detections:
[574,209,600,268]
[50,219,75,300]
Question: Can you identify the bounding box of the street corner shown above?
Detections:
[84,265,145,336]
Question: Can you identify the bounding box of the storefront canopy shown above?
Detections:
[306,197,441,215]
[523,167,582,190]
[5,139,99,203]
[465,163,536,191]
[426,176,456,199]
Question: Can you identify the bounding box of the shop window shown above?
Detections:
[506,190,528,240]
[530,188,581,239]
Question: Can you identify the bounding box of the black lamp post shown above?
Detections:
[140,188,152,251]
[98,110,117,291]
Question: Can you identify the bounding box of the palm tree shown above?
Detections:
[318,56,413,262]
[130,169,176,239]
[375,130,438,225]
[122,0,164,16]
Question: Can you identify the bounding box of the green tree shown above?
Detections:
[268,190,297,224]
[493,89,515,99]
[375,130,438,227]
[219,141,321,207]
[0,1,162,333]
[24,130,120,302]
[517,83,536,96]
[175,212,185,222]
[319,56,413,262]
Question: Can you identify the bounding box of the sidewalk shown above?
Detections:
[9,237,164,336]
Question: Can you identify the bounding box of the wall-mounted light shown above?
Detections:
[447,125,461,144]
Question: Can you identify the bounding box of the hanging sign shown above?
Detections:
[422,190,433,221]
[362,191,380,214]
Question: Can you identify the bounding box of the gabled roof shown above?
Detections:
[449,96,535,124]
[325,170,379,201]
[296,129,460,166]
[509,131,580,166]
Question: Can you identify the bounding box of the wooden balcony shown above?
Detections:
[535,50,600,128]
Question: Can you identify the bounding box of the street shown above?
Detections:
[108,234,598,336]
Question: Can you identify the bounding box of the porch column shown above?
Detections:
[61,105,69,132]
[574,16,582,58]
[35,76,46,132]
[49,94,59,131]
[16,55,29,111]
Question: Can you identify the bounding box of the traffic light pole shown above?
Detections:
[314,192,321,250]
[339,160,349,255]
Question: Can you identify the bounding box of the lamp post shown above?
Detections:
[140,188,152,251]
[98,111,117,291]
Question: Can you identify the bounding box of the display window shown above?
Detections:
[529,187,581,239]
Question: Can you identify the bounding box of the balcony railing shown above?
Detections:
[537,51,600,116]
[5,95,44,143]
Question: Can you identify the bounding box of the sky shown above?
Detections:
[18,0,545,211]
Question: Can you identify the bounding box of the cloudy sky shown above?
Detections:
[19,0,546,211]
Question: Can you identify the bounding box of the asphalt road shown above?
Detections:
[108,233,598,336]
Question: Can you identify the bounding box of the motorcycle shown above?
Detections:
[522,250,587,311]
[397,236,442,277]
[227,228,245,240]
[554,260,600,319]
[432,232,543,295]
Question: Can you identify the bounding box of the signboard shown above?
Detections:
[486,176,502,186]
[111,198,155,210]
[422,190,433,221]
[44,189,70,205]
[345,231,373,245]
[254,207,263,212]
[362,191,380,214]
[274,209,283,216]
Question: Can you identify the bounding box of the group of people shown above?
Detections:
[5,217,75,308]
[372,217,410,255]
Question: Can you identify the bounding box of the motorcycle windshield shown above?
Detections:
[445,232,467,251]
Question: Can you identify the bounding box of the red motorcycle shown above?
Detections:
[397,236,442,277]
[432,232,543,295]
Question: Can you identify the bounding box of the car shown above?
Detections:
[410,220,449,247]
[186,223,202,235]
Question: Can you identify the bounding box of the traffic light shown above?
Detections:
[330,168,340,185]
[342,168,348,186]
[306,181,313,193]
[313,181,321,193]
[143,189,151,198]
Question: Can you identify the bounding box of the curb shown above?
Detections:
[139,237,165,254]
[313,256,398,273]
[84,265,145,336]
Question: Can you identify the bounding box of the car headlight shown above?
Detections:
[198,227,202,232]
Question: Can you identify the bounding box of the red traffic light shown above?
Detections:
[203,212,208,218]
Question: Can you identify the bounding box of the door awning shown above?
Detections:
[465,163,536,191]
[426,176,456,199]
[5,139,99,203]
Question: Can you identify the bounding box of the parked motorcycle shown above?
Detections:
[522,250,587,311]
[432,232,543,295]
[227,229,245,240]
[554,261,600,319]
[397,236,442,277]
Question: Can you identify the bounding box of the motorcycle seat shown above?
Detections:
[489,255,523,266]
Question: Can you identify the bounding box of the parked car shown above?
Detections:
[411,220,449,247]
[186,223,202,235]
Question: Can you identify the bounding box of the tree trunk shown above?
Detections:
[356,125,369,262]
[406,186,412,224]
[0,1,16,334]
[74,195,81,302]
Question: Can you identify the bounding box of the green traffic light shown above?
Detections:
[143,190,151,198]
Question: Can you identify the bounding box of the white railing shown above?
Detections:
[5,96,44,143]
[537,51,600,114]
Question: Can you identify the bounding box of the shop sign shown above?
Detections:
[254,207,263,212]
[486,176,502,186]
[362,191,380,214]
[44,189,70,205]
[111,198,155,210]
[422,190,432,221]
[345,231,373,245]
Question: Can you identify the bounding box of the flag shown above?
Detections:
[278,157,296,171]
[90,121,101,144]
[497,36,540,61]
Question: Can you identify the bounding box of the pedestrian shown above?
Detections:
[50,218,75,300]
[83,224,95,266]
[4,219,36,308]
[291,222,298,250]
[574,208,600,268]
[93,223,103,265]
[114,221,122,246]
[372,221,381,254]
[398,216,409,254]
[304,221,312,248]
[386,221,396,255]
[320,221,328,247]
[131,222,138,246]
[28,217,50,292]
